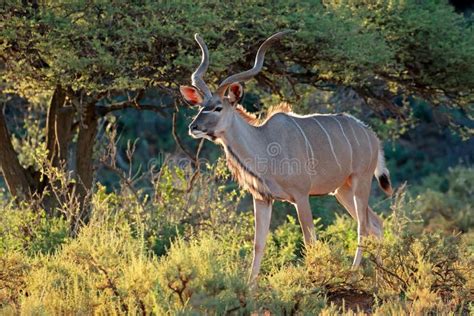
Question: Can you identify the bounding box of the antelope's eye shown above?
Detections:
[214,107,222,112]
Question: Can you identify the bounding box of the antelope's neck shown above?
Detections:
[217,113,272,201]
[219,113,260,160]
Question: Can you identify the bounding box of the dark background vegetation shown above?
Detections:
[0,0,473,314]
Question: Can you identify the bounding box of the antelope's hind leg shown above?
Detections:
[335,176,373,267]
[294,196,316,245]
[367,206,383,239]
[336,183,383,239]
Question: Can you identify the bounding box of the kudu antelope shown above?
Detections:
[180,31,393,282]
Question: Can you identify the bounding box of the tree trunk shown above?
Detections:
[71,101,98,233]
[0,104,34,200]
[46,86,75,167]
[1,88,99,235]
[43,85,75,213]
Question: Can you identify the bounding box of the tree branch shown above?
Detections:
[96,102,170,116]
[172,112,196,164]
[95,89,174,116]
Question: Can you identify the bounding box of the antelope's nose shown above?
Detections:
[189,123,198,131]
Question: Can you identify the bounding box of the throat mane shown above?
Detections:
[224,145,272,201]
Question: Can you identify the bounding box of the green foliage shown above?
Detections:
[157,235,251,314]
[20,223,161,315]
[10,103,48,170]
[2,0,473,107]
[262,264,326,314]
[413,166,474,232]
[361,0,474,97]
[0,203,68,256]
[146,159,250,255]
[263,215,306,272]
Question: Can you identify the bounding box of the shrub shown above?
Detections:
[0,202,68,256]
[157,234,252,314]
[0,252,30,312]
[19,222,161,315]
[0,163,472,314]
[414,166,474,232]
[262,265,326,315]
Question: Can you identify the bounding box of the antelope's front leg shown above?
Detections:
[249,198,272,283]
[295,196,316,245]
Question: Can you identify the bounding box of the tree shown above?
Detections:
[1,0,472,229]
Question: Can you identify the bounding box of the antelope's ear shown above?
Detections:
[180,85,204,106]
[227,83,244,105]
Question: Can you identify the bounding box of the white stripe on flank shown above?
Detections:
[361,127,373,171]
[345,114,374,172]
[346,117,361,146]
[311,117,342,171]
[332,116,352,170]
[289,117,315,163]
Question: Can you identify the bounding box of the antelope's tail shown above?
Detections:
[374,148,393,196]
